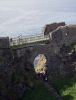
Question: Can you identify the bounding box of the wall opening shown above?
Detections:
[33,54,47,74]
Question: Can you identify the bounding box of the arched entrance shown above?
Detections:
[33,54,47,74]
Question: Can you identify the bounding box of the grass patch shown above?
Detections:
[50,77,76,100]
[0,46,10,48]
[66,42,76,52]
[21,83,56,100]
[11,67,56,100]
[11,67,27,86]
[10,47,14,55]
[11,67,36,90]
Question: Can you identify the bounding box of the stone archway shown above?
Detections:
[33,54,47,74]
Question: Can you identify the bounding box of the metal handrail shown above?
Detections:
[10,34,49,46]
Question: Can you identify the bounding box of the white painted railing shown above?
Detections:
[10,34,49,46]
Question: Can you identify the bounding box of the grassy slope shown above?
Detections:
[50,77,76,100]
[21,83,56,100]
[14,66,56,100]
[21,77,76,100]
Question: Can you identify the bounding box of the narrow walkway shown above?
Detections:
[10,34,49,47]
[43,81,63,100]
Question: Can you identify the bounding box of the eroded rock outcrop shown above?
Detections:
[42,22,65,35]
[0,48,35,100]
[49,24,76,54]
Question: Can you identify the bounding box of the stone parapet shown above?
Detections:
[0,37,9,46]
[42,22,65,35]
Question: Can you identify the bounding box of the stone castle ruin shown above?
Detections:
[49,24,76,54]
[0,37,9,46]
[41,22,76,55]
[29,23,76,76]
[1,22,76,100]
[42,22,65,35]
[0,22,75,76]
[15,23,76,77]
[42,23,76,76]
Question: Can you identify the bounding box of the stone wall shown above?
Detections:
[49,24,76,54]
[42,22,65,35]
[0,37,9,46]
[0,48,13,69]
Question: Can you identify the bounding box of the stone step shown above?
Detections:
[38,79,63,100]
[43,81,63,100]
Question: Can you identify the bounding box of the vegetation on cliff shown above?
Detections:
[66,42,76,52]
[0,48,56,100]
[50,77,76,100]
[21,83,56,100]
[0,46,76,100]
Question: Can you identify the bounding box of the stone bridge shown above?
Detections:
[16,44,54,67]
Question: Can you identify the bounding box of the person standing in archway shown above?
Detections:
[43,74,48,82]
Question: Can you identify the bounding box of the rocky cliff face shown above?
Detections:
[49,24,76,54]
[0,48,35,100]
[1,23,76,100]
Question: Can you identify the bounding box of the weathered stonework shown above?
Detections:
[42,22,65,35]
[49,24,76,54]
[1,23,76,99]
[0,37,9,46]
[51,29,62,43]
[15,24,76,76]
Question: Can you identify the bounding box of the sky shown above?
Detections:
[0,0,76,38]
